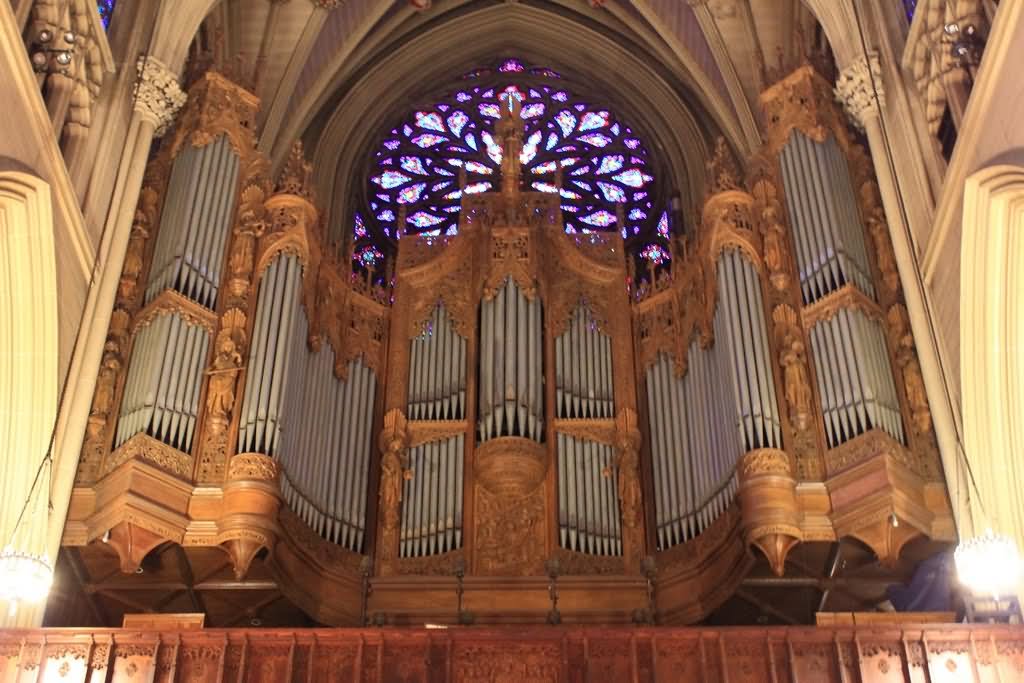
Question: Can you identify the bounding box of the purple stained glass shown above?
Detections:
[500,59,525,72]
[374,171,412,189]
[596,155,624,174]
[613,169,653,188]
[98,0,115,28]
[578,133,613,148]
[354,212,368,237]
[657,211,670,237]
[365,58,665,244]
[522,103,545,119]
[447,110,469,136]
[597,181,627,203]
[408,211,446,228]
[640,243,670,264]
[581,210,617,227]
[355,245,383,266]
[398,183,427,204]
[411,134,446,148]
[479,103,501,119]
[532,161,558,175]
[464,182,492,194]
[376,210,395,222]
[555,111,577,137]
[464,161,493,175]
[416,112,445,132]
[579,111,609,131]
[400,156,429,175]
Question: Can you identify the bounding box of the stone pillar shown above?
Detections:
[835,53,965,533]
[45,56,184,621]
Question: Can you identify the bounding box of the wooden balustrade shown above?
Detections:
[0,623,1022,681]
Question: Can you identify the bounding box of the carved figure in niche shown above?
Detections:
[380,438,412,530]
[205,310,246,434]
[887,304,931,433]
[773,305,813,431]
[760,204,790,291]
[607,432,643,529]
[706,137,741,195]
[866,207,900,294]
[119,188,158,302]
[228,185,269,299]
[87,344,122,437]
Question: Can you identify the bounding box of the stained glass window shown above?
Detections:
[98,0,116,29]
[358,59,671,269]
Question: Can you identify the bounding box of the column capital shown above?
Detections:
[134,56,186,137]
[834,52,885,130]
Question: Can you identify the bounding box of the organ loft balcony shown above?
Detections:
[52,59,955,635]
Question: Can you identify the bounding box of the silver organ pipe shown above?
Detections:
[779,132,875,304]
[238,254,305,454]
[715,250,782,450]
[115,313,210,452]
[555,305,614,420]
[408,304,466,420]
[477,278,544,441]
[144,136,241,309]
[646,341,743,550]
[808,309,904,448]
[399,434,465,558]
[242,253,378,552]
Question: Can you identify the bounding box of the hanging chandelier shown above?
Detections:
[0,546,53,617]
[955,529,1022,600]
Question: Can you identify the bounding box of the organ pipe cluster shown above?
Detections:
[779,131,905,448]
[239,253,378,552]
[478,279,544,442]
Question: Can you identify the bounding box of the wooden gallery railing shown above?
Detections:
[2,623,1024,682]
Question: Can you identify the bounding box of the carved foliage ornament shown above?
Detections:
[134,56,187,136]
[835,53,885,131]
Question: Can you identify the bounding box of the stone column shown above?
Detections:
[43,56,184,624]
[835,52,966,532]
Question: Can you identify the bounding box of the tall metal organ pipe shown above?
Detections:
[715,250,782,451]
[477,278,544,441]
[646,335,743,549]
[238,252,378,550]
[555,305,614,420]
[145,136,241,310]
[557,434,622,556]
[237,254,305,455]
[778,132,875,305]
[808,310,904,448]
[408,304,466,421]
[400,434,464,558]
[115,313,210,452]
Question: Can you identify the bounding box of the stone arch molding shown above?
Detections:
[960,164,1024,562]
[0,172,58,624]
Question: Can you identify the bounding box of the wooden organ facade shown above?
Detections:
[63,65,954,627]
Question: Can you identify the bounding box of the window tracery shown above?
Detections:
[356,58,672,274]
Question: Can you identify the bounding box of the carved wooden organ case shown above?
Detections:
[65,67,954,626]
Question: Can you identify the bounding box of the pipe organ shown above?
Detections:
[69,65,953,627]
